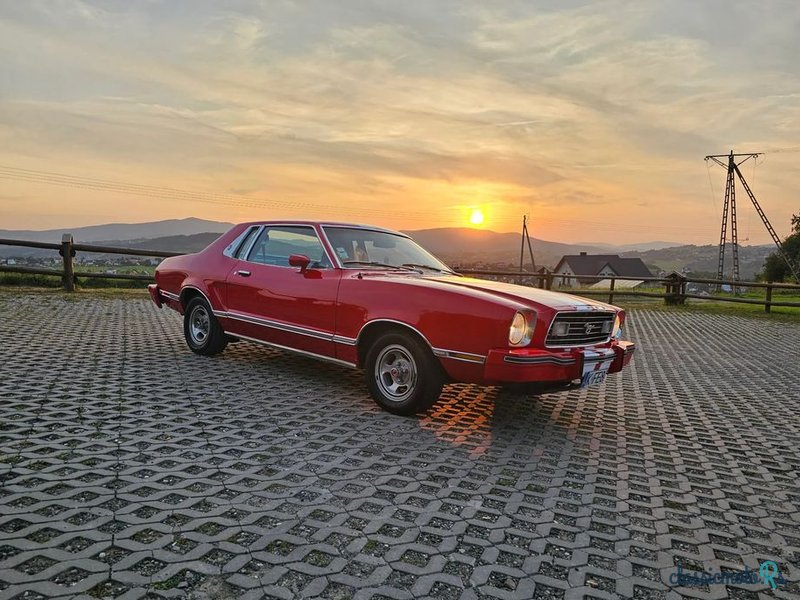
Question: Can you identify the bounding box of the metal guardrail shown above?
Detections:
[2,236,800,312]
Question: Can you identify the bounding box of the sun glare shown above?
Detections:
[469,209,485,226]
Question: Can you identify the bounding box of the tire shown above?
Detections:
[183,296,228,356]
[364,332,444,415]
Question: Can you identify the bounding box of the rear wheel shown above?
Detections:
[365,332,444,415]
[183,296,228,356]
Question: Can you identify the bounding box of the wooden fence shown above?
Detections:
[2,236,800,313]
[0,235,179,292]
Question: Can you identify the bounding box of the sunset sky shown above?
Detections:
[1,1,799,244]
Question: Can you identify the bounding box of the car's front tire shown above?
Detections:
[183,296,228,356]
[365,332,444,416]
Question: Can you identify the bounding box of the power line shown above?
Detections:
[0,164,445,219]
[0,163,724,236]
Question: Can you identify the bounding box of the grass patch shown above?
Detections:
[0,282,149,299]
[0,272,149,289]
[634,300,800,323]
[0,273,63,288]
[559,285,800,321]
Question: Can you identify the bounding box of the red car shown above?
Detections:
[149,221,635,415]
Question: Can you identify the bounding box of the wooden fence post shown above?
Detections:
[608,277,616,304]
[60,233,75,292]
[765,283,773,313]
[664,272,687,305]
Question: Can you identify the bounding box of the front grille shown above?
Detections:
[546,312,615,347]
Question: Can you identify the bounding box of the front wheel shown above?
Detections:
[183,297,228,356]
[364,332,444,416]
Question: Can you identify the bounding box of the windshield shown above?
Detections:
[323,227,453,273]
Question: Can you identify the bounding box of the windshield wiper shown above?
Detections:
[342,261,419,272]
[401,263,457,275]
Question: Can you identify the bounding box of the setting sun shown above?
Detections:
[469,209,485,226]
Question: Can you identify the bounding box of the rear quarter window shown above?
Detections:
[223,226,260,258]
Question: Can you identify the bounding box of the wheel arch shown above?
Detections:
[356,319,437,368]
[179,285,213,313]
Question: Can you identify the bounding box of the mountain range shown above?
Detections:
[0,217,774,277]
[0,217,232,244]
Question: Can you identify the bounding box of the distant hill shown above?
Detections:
[402,227,608,268]
[621,243,773,278]
[0,217,232,244]
[581,240,683,252]
[109,233,223,254]
[1,217,774,277]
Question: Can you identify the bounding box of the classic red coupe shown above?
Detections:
[148,221,635,414]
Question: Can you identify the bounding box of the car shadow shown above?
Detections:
[222,342,578,464]
[416,383,576,461]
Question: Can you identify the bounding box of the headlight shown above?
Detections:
[509,311,534,346]
[612,315,622,339]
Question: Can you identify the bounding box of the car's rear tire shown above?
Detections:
[183,296,228,356]
[365,332,444,415]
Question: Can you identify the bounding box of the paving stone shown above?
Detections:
[1,292,799,599]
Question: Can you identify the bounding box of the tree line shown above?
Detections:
[762,213,800,282]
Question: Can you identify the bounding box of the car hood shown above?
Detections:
[427,275,618,311]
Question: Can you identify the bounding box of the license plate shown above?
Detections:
[581,369,608,388]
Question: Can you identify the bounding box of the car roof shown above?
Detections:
[236,220,409,237]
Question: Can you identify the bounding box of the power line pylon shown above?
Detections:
[704,150,800,284]
[518,215,536,272]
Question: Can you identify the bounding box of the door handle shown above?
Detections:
[236,270,251,277]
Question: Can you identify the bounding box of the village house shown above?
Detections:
[553,252,653,287]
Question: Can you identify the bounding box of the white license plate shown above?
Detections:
[581,369,608,388]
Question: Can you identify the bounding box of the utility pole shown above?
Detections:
[705,150,800,285]
[518,215,536,272]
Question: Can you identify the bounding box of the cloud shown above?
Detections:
[1,0,799,242]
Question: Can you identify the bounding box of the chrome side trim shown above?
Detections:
[216,312,488,367]
[433,349,486,365]
[353,319,485,364]
[214,310,333,342]
[160,290,180,302]
[503,355,577,365]
[231,332,357,369]
[332,334,358,346]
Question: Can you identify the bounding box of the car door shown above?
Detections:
[223,225,341,358]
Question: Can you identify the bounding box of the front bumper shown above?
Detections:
[483,341,635,384]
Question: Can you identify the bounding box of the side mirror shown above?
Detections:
[288,254,311,273]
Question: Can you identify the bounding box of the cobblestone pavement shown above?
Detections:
[1,292,799,600]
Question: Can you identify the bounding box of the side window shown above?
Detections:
[223,226,259,258]
[234,227,259,259]
[246,226,330,267]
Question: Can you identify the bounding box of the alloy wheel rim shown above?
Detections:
[375,344,417,402]
[189,305,210,345]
